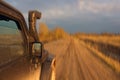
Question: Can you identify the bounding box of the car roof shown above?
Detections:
[0,0,24,20]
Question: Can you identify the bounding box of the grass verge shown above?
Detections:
[80,40,120,73]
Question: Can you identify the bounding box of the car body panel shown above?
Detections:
[0,1,41,80]
[0,56,41,80]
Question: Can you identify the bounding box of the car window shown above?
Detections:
[0,15,24,65]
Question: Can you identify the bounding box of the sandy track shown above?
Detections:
[45,38,120,80]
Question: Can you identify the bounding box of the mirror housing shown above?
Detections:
[32,42,42,57]
[31,42,43,64]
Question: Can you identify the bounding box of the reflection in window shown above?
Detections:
[0,16,24,64]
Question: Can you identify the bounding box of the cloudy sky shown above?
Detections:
[5,0,120,33]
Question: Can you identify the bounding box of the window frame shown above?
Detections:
[0,12,28,60]
[0,1,30,70]
[0,14,25,57]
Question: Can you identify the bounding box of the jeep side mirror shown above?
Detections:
[32,42,42,58]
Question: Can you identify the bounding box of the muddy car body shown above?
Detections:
[0,1,55,80]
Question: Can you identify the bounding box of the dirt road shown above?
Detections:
[45,38,120,80]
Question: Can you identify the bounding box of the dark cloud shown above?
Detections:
[5,0,120,33]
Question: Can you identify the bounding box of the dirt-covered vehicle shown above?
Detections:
[0,1,55,80]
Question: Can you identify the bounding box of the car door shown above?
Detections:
[0,13,40,80]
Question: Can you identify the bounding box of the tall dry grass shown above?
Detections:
[80,39,120,73]
[39,23,69,43]
[74,33,120,47]
[74,33,120,73]
[80,36,120,73]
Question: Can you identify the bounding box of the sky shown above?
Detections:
[5,0,120,33]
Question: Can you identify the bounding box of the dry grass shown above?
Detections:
[74,33,120,73]
[80,40,120,73]
[39,26,69,43]
[75,34,120,47]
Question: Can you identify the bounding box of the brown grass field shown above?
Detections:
[73,34,120,73]
[74,33,120,47]
[45,37,120,80]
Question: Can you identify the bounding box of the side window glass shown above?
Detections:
[0,15,24,64]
